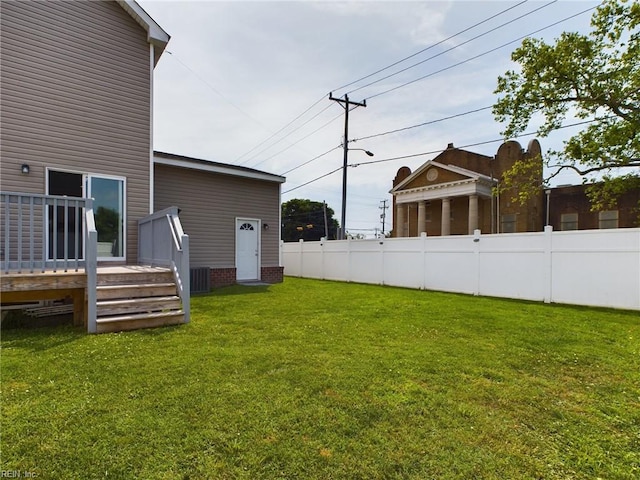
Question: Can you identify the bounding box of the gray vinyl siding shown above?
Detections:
[0,0,152,263]
[154,164,282,269]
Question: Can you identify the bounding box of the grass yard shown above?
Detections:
[1,277,639,479]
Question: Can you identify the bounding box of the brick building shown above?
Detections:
[547,184,639,231]
[390,140,638,236]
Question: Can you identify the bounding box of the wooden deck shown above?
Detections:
[1,265,183,331]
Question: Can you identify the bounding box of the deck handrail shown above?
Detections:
[138,207,190,323]
[1,191,95,273]
[1,191,98,332]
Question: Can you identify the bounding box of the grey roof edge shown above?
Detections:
[116,0,170,57]
[153,151,286,184]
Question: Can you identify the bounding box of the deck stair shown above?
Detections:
[96,267,184,333]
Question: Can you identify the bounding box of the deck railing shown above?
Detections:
[1,191,97,274]
[138,207,190,323]
[0,191,98,332]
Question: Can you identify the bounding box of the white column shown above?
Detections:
[441,198,451,236]
[396,204,405,237]
[417,201,426,236]
[468,194,478,234]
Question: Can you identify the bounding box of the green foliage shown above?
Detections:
[493,0,640,205]
[1,278,639,479]
[281,198,339,242]
[494,154,543,204]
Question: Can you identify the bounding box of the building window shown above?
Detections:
[560,213,578,231]
[425,201,431,223]
[599,210,619,229]
[501,214,516,233]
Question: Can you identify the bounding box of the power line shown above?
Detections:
[345,0,557,97]
[250,112,343,169]
[350,105,493,143]
[230,1,545,169]
[239,102,337,166]
[330,0,529,93]
[350,118,600,168]
[281,106,492,176]
[248,2,594,174]
[282,118,600,194]
[366,5,597,101]
[165,51,272,133]
[280,145,342,175]
[282,166,343,195]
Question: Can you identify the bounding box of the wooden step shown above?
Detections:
[97,296,181,317]
[97,271,174,286]
[96,310,184,333]
[96,283,178,300]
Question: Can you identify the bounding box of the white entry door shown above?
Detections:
[236,219,260,281]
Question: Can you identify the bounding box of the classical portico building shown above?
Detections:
[390,140,544,237]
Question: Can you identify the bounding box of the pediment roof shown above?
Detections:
[390,160,494,194]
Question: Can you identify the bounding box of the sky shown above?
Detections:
[138,0,601,237]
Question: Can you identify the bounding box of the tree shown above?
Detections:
[493,0,639,209]
[281,199,339,242]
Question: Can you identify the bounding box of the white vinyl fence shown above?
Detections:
[282,227,640,311]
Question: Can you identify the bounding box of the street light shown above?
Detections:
[339,146,374,240]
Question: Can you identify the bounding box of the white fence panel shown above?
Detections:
[301,242,324,279]
[423,235,476,294]
[349,240,384,285]
[382,237,424,289]
[321,240,350,281]
[282,228,640,311]
[478,232,548,301]
[551,229,640,309]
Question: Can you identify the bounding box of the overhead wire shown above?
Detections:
[282,118,600,195]
[240,1,538,169]
[350,106,493,143]
[365,4,597,100]
[280,145,342,175]
[164,51,273,133]
[330,0,529,93]
[264,2,593,175]
[238,101,337,166]
[281,105,493,176]
[343,0,557,97]
[249,112,344,168]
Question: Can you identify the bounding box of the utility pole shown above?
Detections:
[323,201,329,239]
[329,92,366,240]
[379,199,389,236]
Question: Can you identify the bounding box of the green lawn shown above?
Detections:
[1,277,639,479]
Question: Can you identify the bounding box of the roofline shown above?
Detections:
[391,160,494,193]
[153,152,286,184]
[116,0,170,58]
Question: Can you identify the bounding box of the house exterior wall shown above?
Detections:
[154,164,283,285]
[0,0,153,263]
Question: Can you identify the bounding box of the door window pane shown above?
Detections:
[91,177,124,258]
